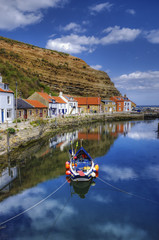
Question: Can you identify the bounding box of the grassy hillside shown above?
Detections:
[0,36,120,98]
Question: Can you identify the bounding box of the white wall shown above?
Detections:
[0,92,15,123]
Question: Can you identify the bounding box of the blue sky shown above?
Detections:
[0,0,159,105]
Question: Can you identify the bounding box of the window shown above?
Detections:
[19,111,21,117]
[7,96,11,104]
[113,107,116,110]
[36,109,38,114]
[7,109,12,118]
[29,110,32,115]
[105,107,108,111]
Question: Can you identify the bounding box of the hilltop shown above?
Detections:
[0,36,120,98]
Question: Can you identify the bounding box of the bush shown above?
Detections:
[13,119,21,123]
[7,128,15,134]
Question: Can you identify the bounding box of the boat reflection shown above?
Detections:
[67,178,96,199]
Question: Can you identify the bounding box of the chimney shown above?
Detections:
[0,73,2,83]
[59,91,63,96]
[41,88,44,93]
[124,94,126,98]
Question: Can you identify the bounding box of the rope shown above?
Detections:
[97,176,159,205]
[0,179,68,227]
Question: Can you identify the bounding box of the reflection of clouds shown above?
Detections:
[0,186,45,214]
[102,166,137,182]
[0,184,77,230]
[92,222,147,240]
[144,165,159,182]
[127,121,158,140]
[27,199,77,231]
[90,193,112,204]
[127,132,156,140]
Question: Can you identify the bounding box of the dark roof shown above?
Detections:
[17,98,34,109]
[101,100,114,103]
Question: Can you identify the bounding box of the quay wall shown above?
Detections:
[0,112,151,156]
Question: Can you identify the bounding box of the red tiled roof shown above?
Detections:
[37,92,52,103]
[74,97,101,105]
[25,99,47,108]
[0,88,14,93]
[52,96,66,104]
[110,96,124,102]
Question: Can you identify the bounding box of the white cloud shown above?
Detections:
[61,22,86,33]
[102,26,141,44]
[0,0,67,30]
[144,165,159,182]
[89,2,113,15]
[113,70,159,91]
[126,9,136,15]
[92,222,147,240]
[46,26,141,54]
[144,29,159,43]
[90,65,102,70]
[101,165,137,182]
[91,193,112,203]
[46,34,99,54]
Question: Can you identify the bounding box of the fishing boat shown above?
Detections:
[65,146,99,181]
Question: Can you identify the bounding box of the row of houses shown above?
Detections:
[0,74,136,123]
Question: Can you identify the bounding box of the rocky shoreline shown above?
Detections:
[0,112,152,156]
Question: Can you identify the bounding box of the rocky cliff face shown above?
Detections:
[0,36,120,98]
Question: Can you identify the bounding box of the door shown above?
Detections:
[1,109,4,123]
[24,110,27,119]
[40,109,43,117]
[62,109,64,114]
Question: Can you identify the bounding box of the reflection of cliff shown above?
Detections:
[0,121,134,202]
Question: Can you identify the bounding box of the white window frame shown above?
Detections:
[6,109,12,119]
[7,96,11,105]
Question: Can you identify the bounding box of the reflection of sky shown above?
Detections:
[91,222,148,240]
[1,120,159,240]
[126,120,159,140]
[101,165,137,182]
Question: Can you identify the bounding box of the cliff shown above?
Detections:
[0,36,120,98]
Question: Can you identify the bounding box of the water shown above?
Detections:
[0,120,159,240]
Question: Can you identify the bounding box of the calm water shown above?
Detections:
[0,119,159,240]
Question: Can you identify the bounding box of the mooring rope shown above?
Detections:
[97,176,159,205]
[0,179,68,228]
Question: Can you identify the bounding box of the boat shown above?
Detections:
[65,146,99,181]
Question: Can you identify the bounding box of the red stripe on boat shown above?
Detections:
[77,171,85,176]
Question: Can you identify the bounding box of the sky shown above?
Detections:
[0,0,159,105]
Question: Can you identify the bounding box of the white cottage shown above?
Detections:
[123,94,132,112]
[59,92,78,114]
[0,74,15,123]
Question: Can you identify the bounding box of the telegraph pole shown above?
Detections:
[16,81,17,126]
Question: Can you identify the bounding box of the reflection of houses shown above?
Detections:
[17,98,47,119]
[0,74,15,123]
[0,167,18,192]
[50,131,78,151]
[74,97,101,113]
[101,100,116,113]
[105,122,134,137]
[78,132,101,141]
